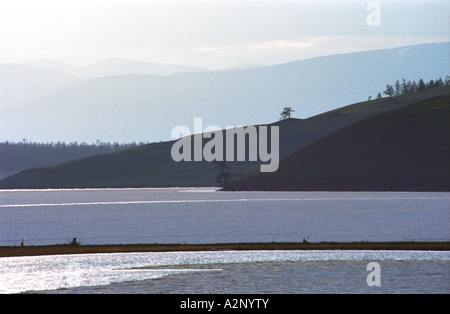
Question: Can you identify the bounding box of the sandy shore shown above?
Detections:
[0,242,449,258]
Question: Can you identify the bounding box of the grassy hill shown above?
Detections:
[225,95,450,191]
[0,87,448,189]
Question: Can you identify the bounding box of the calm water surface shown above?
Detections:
[0,188,449,245]
[1,188,449,294]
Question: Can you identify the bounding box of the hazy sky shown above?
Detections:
[0,0,448,69]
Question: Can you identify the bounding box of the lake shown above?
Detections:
[0,188,449,294]
[1,250,449,294]
[0,188,449,246]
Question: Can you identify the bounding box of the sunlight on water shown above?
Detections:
[1,250,449,294]
[0,190,448,293]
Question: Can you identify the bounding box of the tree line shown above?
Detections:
[368,76,449,100]
[0,140,149,174]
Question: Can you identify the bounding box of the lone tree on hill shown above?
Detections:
[280,107,295,120]
[215,161,232,187]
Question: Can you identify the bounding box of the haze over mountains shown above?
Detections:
[0,59,207,106]
[0,42,448,144]
[28,59,208,79]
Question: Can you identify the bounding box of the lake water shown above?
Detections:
[0,188,449,245]
[1,250,449,294]
[0,188,449,294]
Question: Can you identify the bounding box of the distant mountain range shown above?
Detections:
[0,59,207,106]
[28,58,208,79]
[1,42,448,143]
[1,87,448,190]
[0,63,81,105]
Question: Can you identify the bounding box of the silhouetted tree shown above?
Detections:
[383,84,395,97]
[401,79,408,95]
[215,161,232,187]
[280,107,295,119]
[418,79,426,91]
[411,81,418,93]
[394,80,401,96]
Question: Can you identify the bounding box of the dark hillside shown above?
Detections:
[1,88,448,189]
[225,96,450,191]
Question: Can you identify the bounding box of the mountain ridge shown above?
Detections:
[1,42,448,143]
[27,58,209,78]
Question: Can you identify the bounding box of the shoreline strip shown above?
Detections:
[1,241,449,258]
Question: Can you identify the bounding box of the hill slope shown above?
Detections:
[225,95,450,192]
[0,88,448,189]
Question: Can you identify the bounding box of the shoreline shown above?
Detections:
[1,241,449,258]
